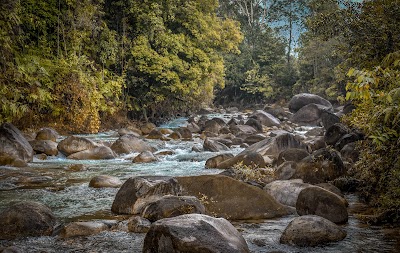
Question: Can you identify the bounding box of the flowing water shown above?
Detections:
[0,116,399,252]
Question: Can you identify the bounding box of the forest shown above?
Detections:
[0,0,399,220]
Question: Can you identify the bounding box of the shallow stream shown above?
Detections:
[0,116,399,252]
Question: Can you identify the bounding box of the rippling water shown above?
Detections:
[1,116,399,252]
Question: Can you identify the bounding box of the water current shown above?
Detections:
[0,115,399,252]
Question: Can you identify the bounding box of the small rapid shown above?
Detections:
[1,114,399,253]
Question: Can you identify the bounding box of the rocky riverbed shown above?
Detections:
[1,93,399,252]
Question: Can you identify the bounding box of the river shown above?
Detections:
[0,116,399,252]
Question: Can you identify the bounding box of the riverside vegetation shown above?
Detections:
[1,0,400,250]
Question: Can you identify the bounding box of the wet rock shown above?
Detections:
[0,123,33,167]
[205,153,234,168]
[57,136,97,156]
[154,150,175,156]
[296,186,348,224]
[288,93,332,113]
[66,164,87,171]
[68,146,116,160]
[143,214,250,253]
[324,123,350,146]
[141,195,205,222]
[250,110,281,127]
[245,118,263,132]
[0,201,57,239]
[118,127,142,137]
[60,221,108,238]
[197,108,214,115]
[141,123,156,135]
[133,151,158,163]
[293,148,345,184]
[175,127,192,139]
[111,134,154,155]
[216,151,266,169]
[146,129,164,139]
[177,175,288,220]
[304,127,325,137]
[202,119,222,135]
[264,179,311,207]
[168,131,181,140]
[128,216,151,233]
[29,140,58,156]
[203,138,230,152]
[276,148,309,166]
[35,127,58,142]
[291,103,331,126]
[187,122,201,133]
[111,176,181,214]
[280,215,346,247]
[89,175,123,188]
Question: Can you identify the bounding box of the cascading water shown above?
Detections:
[0,114,399,253]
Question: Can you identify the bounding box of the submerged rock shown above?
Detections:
[89,175,122,188]
[280,215,346,247]
[143,214,250,253]
[60,221,108,238]
[0,201,57,239]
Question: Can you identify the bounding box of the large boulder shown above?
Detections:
[296,186,348,224]
[177,175,288,220]
[146,129,164,139]
[293,148,346,184]
[29,140,58,156]
[111,176,181,214]
[243,133,306,160]
[67,146,116,160]
[243,133,268,145]
[274,161,298,180]
[111,134,154,155]
[143,214,250,253]
[35,127,59,142]
[264,179,311,207]
[203,138,230,152]
[321,111,340,130]
[57,136,97,156]
[89,175,122,188]
[141,195,206,222]
[0,123,34,166]
[205,153,234,169]
[175,127,193,139]
[0,201,57,239]
[133,151,158,163]
[60,221,108,238]
[141,122,156,135]
[291,103,331,126]
[250,110,281,127]
[128,216,151,233]
[335,132,363,151]
[288,93,332,113]
[280,215,346,247]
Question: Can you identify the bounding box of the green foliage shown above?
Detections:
[345,51,400,216]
